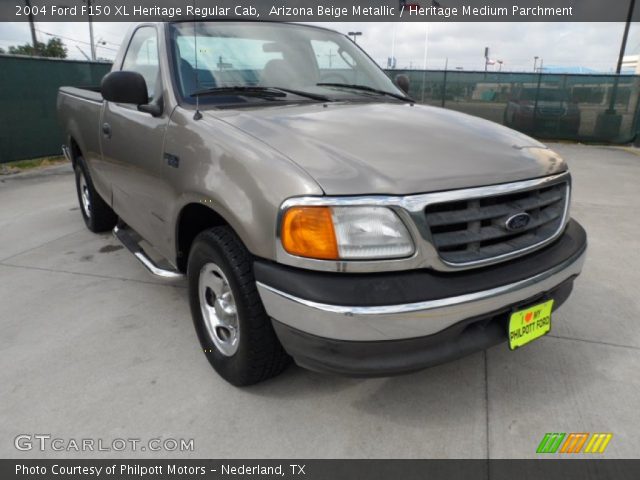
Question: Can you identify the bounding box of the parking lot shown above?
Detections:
[0,143,638,459]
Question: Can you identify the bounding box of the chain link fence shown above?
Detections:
[1,56,639,163]
[387,69,640,144]
[0,55,112,163]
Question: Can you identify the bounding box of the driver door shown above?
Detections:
[100,25,169,245]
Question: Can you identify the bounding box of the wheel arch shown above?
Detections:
[175,202,240,273]
[68,136,83,168]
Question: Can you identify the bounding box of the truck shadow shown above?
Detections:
[246,352,486,428]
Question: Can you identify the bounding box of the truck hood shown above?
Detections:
[213,102,566,195]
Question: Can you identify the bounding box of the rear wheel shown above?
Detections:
[74,156,117,232]
[187,226,290,386]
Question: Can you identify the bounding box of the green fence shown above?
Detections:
[387,70,640,144]
[0,55,112,163]
[1,57,639,163]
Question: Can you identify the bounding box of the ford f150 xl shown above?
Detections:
[57,21,587,386]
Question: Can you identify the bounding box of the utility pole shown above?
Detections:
[85,0,96,60]
[533,56,539,72]
[24,0,38,50]
[326,49,335,68]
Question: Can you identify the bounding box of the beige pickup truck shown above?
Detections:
[58,21,587,386]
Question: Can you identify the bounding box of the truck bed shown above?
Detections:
[57,86,105,174]
[58,86,103,103]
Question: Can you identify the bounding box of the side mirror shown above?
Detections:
[101,71,149,106]
[395,74,410,95]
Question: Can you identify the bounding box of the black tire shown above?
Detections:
[187,226,290,386]
[74,156,117,233]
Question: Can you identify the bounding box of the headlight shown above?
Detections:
[281,205,414,260]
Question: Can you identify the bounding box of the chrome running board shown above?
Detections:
[113,225,184,279]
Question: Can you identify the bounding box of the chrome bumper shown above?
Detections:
[256,249,586,342]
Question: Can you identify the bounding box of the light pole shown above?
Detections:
[348,31,362,44]
[533,56,539,72]
[594,0,636,140]
[616,0,636,74]
[484,46,490,72]
[497,60,503,72]
[608,0,636,111]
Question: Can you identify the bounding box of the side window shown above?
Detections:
[122,27,160,98]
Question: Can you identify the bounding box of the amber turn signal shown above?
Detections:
[281,206,339,260]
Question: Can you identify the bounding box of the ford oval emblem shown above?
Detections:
[505,213,531,231]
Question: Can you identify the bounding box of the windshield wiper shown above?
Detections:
[269,87,331,102]
[316,83,413,102]
[191,86,287,99]
[191,86,330,102]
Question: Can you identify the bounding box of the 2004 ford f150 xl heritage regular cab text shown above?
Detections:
[57,21,587,386]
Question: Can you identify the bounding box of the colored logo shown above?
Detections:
[505,212,531,231]
[537,433,613,454]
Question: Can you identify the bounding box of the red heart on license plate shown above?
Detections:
[525,312,533,323]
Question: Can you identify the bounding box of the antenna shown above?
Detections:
[193,2,202,120]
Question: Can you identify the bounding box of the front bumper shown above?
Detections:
[255,220,587,376]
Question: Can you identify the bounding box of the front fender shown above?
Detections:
[162,107,324,263]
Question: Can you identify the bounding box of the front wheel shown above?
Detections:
[187,226,290,386]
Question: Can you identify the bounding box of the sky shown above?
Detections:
[0,21,638,72]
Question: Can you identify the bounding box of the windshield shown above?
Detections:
[169,22,404,105]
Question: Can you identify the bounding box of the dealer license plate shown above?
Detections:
[508,299,554,350]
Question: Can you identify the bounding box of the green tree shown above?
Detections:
[7,37,67,58]
[42,38,67,58]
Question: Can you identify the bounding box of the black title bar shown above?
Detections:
[1,0,640,22]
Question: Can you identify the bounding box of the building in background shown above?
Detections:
[622,55,640,74]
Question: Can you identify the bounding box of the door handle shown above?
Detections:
[102,122,112,139]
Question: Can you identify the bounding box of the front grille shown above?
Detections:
[424,179,569,265]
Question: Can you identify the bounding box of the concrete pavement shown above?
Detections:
[0,144,638,459]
